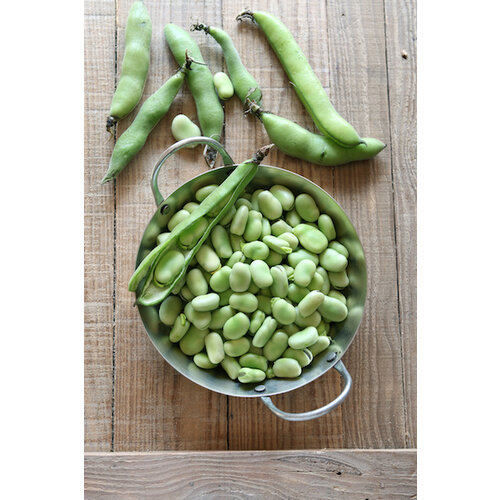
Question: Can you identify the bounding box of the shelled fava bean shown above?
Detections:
[156,184,350,383]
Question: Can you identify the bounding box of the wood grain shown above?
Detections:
[384,0,417,447]
[84,449,417,499]
[84,0,417,451]
[112,0,227,451]
[84,0,115,452]
[325,0,407,449]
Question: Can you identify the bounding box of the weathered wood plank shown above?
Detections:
[384,0,417,447]
[325,1,407,448]
[221,0,344,449]
[84,449,417,499]
[84,0,115,452]
[112,0,227,451]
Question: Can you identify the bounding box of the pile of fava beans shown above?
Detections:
[155,183,350,384]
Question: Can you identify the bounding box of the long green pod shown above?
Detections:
[130,145,273,306]
[191,23,262,107]
[250,103,385,167]
[164,24,224,167]
[237,9,362,147]
[107,1,152,131]
[102,58,190,184]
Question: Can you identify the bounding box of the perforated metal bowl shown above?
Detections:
[135,137,367,421]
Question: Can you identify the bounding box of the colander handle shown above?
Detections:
[151,136,235,206]
[260,360,352,421]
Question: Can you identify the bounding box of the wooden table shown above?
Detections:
[85,0,416,496]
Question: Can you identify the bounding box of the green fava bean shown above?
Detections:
[248,282,260,294]
[250,189,263,210]
[329,240,349,258]
[195,184,218,202]
[159,295,183,326]
[285,209,302,228]
[309,336,331,356]
[179,325,209,355]
[295,308,322,328]
[180,285,195,302]
[186,268,208,296]
[179,217,208,248]
[248,344,263,355]
[154,250,184,285]
[256,295,272,315]
[192,293,220,312]
[249,310,266,334]
[204,332,225,364]
[319,248,348,272]
[229,262,251,292]
[263,330,289,361]
[193,352,217,369]
[229,293,258,313]
[239,353,268,372]
[293,224,328,254]
[250,260,273,288]
[270,185,294,211]
[260,217,271,237]
[169,313,190,343]
[298,290,325,317]
[266,367,275,378]
[219,205,236,226]
[328,290,347,304]
[293,259,317,287]
[265,250,283,266]
[157,232,171,245]
[270,265,289,298]
[184,302,212,330]
[242,241,270,260]
[209,266,231,293]
[318,214,337,241]
[210,225,233,259]
[213,71,234,100]
[227,251,245,268]
[287,283,308,303]
[168,209,190,231]
[230,205,249,236]
[282,347,313,367]
[263,235,292,255]
[252,317,278,348]
[235,198,253,210]
[183,202,200,213]
[271,219,293,236]
[243,210,263,241]
[208,305,235,330]
[318,296,348,322]
[258,190,283,220]
[223,311,250,340]
[260,287,271,297]
[171,114,201,145]
[271,298,296,325]
[224,337,251,357]
[196,244,221,273]
[273,358,302,378]
[288,249,319,268]
[295,193,320,222]
[237,367,266,383]
[329,270,349,290]
[308,272,324,291]
[283,323,300,336]
[219,289,233,306]
[278,232,298,251]
[221,356,241,380]
[316,267,331,295]
[288,326,319,349]
[282,264,294,278]
[317,320,329,336]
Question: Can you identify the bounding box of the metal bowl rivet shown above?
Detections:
[160,204,170,215]
[254,385,266,392]
[327,352,337,362]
